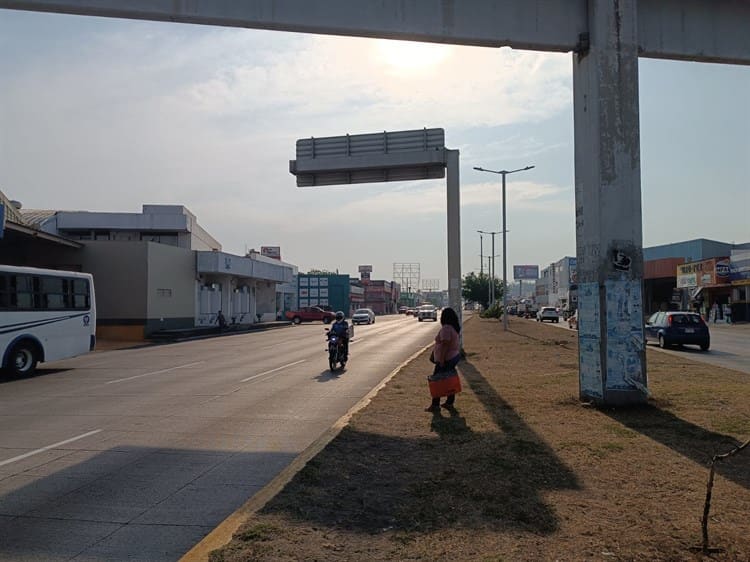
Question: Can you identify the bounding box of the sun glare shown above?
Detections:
[375,39,450,71]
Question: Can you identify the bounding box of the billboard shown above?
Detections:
[513,265,539,280]
[261,246,281,260]
[359,265,373,281]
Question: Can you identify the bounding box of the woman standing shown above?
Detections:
[426,307,461,412]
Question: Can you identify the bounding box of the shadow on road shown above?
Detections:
[0,446,296,561]
[0,368,73,384]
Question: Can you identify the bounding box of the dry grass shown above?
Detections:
[210,316,750,561]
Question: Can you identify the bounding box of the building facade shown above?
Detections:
[7,201,295,339]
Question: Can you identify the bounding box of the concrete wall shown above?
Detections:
[255,281,277,321]
[145,242,196,333]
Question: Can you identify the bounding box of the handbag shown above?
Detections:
[429,350,436,364]
[427,371,461,398]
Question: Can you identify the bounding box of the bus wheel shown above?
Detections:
[9,342,38,376]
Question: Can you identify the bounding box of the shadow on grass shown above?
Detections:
[260,359,580,536]
[603,404,750,489]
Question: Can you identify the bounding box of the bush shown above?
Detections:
[480,302,504,319]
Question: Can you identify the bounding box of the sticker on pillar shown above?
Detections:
[578,282,603,399]
[605,280,645,392]
[612,250,632,272]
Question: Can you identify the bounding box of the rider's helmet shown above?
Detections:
[335,311,345,321]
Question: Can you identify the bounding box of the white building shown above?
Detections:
[536,257,577,309]
[17,204,295,339]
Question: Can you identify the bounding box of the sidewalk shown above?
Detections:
[187,316,750,562]
[94,321,293,351]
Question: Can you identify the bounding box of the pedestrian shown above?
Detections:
[216,310,227,331]
[425,307,461,412]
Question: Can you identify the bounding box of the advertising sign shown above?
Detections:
[569,258,577,284]
[260,246,281,260]
[677,258,730,288]
[730,250,750,282]
[513,265,539,280]
[358,265,373,273]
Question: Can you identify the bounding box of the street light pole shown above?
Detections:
[474,165,535,330]
[478,230,500,305]
[477,231,484,277]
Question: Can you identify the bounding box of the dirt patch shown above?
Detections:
[210,316,750,561]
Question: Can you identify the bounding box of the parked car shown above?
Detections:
[406,308,417,316]
[644,311,710,350]
[417,304,438,322]
[352,308,376,325]
[568,309,578,330]
[398,306,408,314]
[285,306,336,325]
[536,306,560,323]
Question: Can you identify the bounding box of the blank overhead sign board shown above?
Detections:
[290,128,446,187]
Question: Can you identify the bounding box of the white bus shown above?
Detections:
[0,265,96,376]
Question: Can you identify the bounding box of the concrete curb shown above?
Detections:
[178,341,435,562]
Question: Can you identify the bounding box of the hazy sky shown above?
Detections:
[1,10,748,288]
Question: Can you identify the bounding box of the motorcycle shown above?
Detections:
[325,329,347,371]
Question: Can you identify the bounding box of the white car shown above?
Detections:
[351,308,375,325]
[417,304,438,322]
[536,306,560,323]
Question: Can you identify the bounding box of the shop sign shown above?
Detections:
[716,260,730,280]
[260,246,281,260]
[677,273,697,288]
[677,257,730,287]
[730,250,750,282]
[569,258,577,284]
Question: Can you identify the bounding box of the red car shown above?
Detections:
[285,306,336,325]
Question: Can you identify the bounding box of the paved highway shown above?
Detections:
[548,316,750,374]
[0,314,439,561]
[643,322,750,374]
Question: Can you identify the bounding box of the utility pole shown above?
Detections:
[478,230,500,305]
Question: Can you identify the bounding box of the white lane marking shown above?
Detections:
[240,359,307,383]
[105,361,205,385]
[0,429,102,468]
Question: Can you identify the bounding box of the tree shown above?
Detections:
[462,272,504,310]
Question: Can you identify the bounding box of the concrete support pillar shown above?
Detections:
[573,0,647,406]
[446,149,462,330]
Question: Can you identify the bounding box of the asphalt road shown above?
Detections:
[544,315,750,374]
[0,314,439,562]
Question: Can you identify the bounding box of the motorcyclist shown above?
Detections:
[328,311,350,360]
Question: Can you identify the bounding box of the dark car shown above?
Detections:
[644,311,710,351]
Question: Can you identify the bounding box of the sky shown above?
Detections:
[1,10,748,290]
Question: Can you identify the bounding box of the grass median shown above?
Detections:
[209,316,750,561]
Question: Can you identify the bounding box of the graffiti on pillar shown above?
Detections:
[605,279,645,392]
[612,250,632,272]
[578,282,603,398]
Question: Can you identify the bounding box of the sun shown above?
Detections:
[374,39,450,72]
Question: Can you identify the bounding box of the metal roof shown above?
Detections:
[18,209,57,228]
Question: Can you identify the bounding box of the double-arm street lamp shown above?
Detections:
[473,165,535,331]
